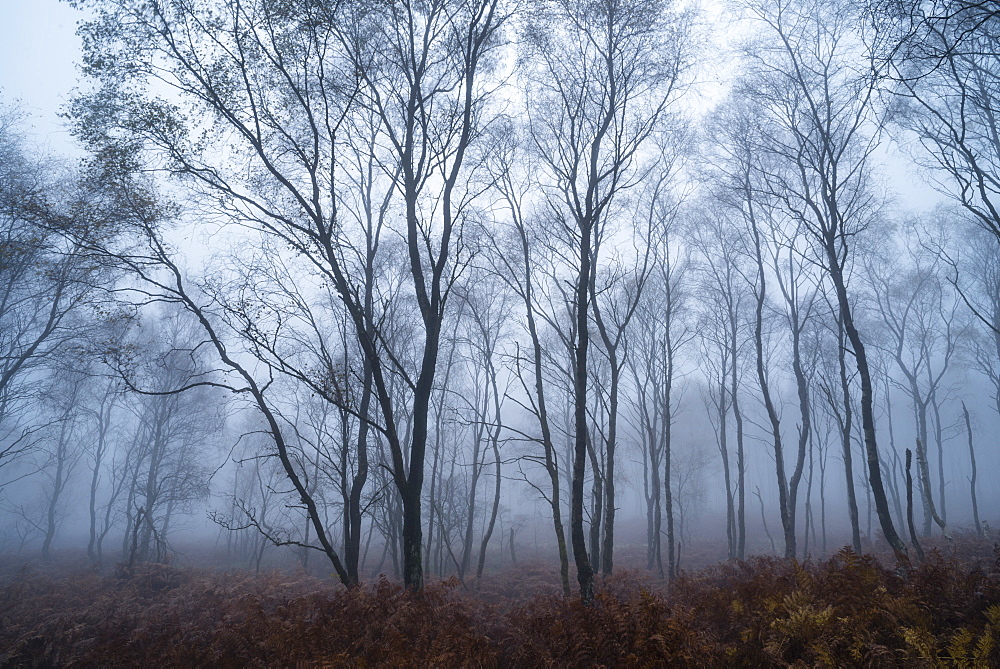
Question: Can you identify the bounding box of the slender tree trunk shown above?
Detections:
[663,347,677,579]
[788,327,810,559]
[645,414,661,573]
[88,447,104,561]
[572,223,596,604]
[753,267,792,558]
[476,426,502,579]
[932,397,947,526]
[962,402,982,537]
[425,403,441,580]
[906,448,924,562]
[884,388,905,531]
[819,435,827,556]
[805,428,815,556]
[755,486,776,554]
[717,386,735,559]
[730,331,746,561]
[835,313,863,553]
[601,360,621,576]
[664,401,676,578]
[915,439,948,536]
[476,358,504,579]
[346,360,372,584]
[517,222,571,597]
[460,426,484,580]
[827,253,906,559]
[586,428,603,574]
[42,426,70,560]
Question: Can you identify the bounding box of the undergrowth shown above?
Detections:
[1,539,998,667]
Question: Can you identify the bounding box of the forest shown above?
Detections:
[2,0,1000,665]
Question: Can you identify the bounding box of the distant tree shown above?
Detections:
[706,95,822,559]
[37,365,88,560]
[688,203,751,561]
[481,121,572,596]
[0,102,96,486]
[117,310,224,564]
[520,0,692,600]
[453,270,513,580]
[952,223,1000,418]
[867,221,966,535]
[625,157,692,578]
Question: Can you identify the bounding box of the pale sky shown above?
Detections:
[0,0,87,153]
[0,0,943,211]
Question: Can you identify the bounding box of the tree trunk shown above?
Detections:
[730,317,746,561]
[835,312,863,553]
[717,385,735,559]
[476,430,502,579]
[932,398,946,526]
[827,253,907,559]
[586,428,603,574]
[962,402,982,537]
[906,448,924,562]
[572,223,596,604]
[601,359,620,576]
[752,250,793,558]
[517,219,571,597]
[346,359,372,584]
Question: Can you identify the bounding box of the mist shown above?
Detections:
[1,0,1000,665]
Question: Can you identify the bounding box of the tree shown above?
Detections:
[117,310,223,564]
[867,221,966,535]
[625,185,692,578]
[962,401,982,537]
[521,0,692,599]
[454,270,513,580]
[953,222,1000,419]
[877,0,1000,245]
[37,365,88,559]
[72,0,508,590]
[0,101,95,486]
[814,293,863,552]
[688,203,751,561]
[482,120,572,596]
[739,0,906,559]
[706,95,822,559]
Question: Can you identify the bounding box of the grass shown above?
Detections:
[1,534,998,667]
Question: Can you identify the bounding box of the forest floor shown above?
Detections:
[1,533,998,667]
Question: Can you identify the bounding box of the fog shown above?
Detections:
[1,0,999,605]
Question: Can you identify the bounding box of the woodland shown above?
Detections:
[3,0,1000,665]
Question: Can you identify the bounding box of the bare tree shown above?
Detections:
[481,121,572,596]
[739,0,906,558]
[867,222,966,536]
[814,292,863,553]
[520,0,691,600]
[0,102,96,486]
[117,310,223,564]
[625,197,692,578]
[878,0,1000,246]
[73,0,508,590]
[451,269,513,581]
[707,95,824,559]
[688,203,752,561]
[37,366,88,559]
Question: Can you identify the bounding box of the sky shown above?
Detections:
[0,0,87,153]
[0,0,944,214]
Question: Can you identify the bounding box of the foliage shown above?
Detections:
[1,539,999,667]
